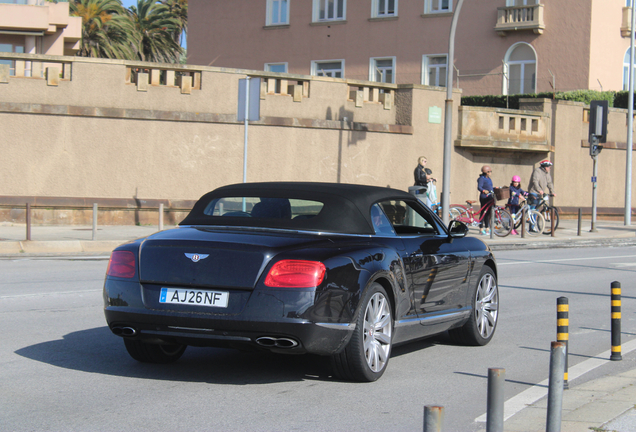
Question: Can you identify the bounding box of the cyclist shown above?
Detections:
[477,165,493,235]
[508,175,528,235]
[528,160,556,200]
[527,160,555,232]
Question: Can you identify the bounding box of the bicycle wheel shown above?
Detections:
[493,208,513,237]
[524,210,545,236]
[449,205,467,220]
[542,207,560,234]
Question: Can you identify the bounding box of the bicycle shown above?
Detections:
[499,196,545,236]
[450,193,513,237]
[528,193,559,234]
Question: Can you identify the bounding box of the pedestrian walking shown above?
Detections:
[477,165,494,235]
[413,156,436,207]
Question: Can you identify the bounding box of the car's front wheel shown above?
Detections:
[331,283,393,382]
[123,339,187,363]
[450,266,499,346]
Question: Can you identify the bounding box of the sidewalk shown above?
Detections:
[1,217,635,256]
[1,218,635,431]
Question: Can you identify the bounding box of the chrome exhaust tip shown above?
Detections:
[255,336,299,349]
[112,326,137,337]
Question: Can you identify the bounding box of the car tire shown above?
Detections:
[123,339,187,363]
[331,283,393,382]
[449,266,499,346]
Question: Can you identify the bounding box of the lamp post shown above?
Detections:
[626,2,635,225]
[441,0,465,225]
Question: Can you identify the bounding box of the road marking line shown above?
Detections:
[475,338,636,423]
[498,254,636,266]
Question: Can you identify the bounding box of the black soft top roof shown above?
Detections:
[180,182,418,235]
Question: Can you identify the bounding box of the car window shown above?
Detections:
[371,204,396,235]
[203,197,324,220]
[379,199,441,235]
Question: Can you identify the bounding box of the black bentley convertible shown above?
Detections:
[104,182,498,382]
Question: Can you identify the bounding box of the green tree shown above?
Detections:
[128,0,183,63]
[70,0,136,59]
[161,0,187,47]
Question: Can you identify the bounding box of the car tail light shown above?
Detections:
[264,260,326,288]
[107,251,136,278]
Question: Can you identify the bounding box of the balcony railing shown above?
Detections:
[494,4,545,36]
[455,106,550,152]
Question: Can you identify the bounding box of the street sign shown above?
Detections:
[429,106,442,124]
[237,78,261,122]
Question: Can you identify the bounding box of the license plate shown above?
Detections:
[159,288,229,308]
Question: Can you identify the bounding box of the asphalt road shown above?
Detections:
[1,246,635,432]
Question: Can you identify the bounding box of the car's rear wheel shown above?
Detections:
[123,339,187,363]
[449,266,499,346]
[331,283,393,382]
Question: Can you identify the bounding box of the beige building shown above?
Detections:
[0,52,634,224]
[188,0,634,96]
[0,0,81,76]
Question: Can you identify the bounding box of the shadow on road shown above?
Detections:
[15,326,442,384]
[14,326,336,384]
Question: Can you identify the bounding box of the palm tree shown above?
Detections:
[128,0,183,63]
[70,0,136,59]
[161,0,187,47]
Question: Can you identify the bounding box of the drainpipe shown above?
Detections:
[441,0,464,226]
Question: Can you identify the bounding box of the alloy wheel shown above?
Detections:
[474,273,499,339]
[363,292,392,373]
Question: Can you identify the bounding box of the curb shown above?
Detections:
[1,235,635,257]
[0,240,124,256]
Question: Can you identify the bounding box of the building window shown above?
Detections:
[372,0,397,18]
[0,43,24,76]
[503,43,537,95]
[265,63,288,73]
[370,57,395,83]
[311,60,344,78]
[422,54,447,87]
[266,0,290,25]
[424,0,451,14]
[313,0,346,22]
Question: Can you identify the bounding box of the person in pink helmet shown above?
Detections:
[508,175,528,235]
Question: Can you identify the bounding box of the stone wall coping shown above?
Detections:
[0,195,196,211]
[458,105,550,117]
[0,52,405,91]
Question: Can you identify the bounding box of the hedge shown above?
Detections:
[462,90,616,109]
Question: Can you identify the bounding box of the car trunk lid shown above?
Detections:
[138,226,329,289]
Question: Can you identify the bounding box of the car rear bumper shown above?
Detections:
[104,279,356,356]
[105,308,354,355]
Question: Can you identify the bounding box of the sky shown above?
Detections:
[120,0,187,49]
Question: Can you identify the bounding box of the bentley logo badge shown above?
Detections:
[185,253,209,263]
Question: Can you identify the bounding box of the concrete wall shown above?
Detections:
[0,53,634,225]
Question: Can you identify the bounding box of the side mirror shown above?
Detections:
[448,220,468,238]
